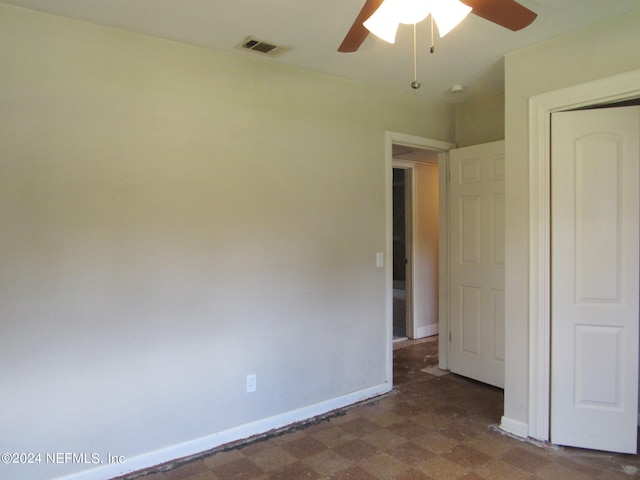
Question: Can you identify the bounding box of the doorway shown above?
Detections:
[385,132,455,385]
[392,167,410,341]
[526,69,640,446]
[390,137,450,339]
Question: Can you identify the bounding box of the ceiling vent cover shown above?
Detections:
[235,37,292,57]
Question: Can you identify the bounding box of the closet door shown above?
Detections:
[551,106,639,453]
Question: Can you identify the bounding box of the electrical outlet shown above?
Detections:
[246,374,256,393]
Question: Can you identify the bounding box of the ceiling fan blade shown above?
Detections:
[461,0,537,31]
[338,0,384,52]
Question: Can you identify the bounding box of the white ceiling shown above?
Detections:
[2,0,640,104]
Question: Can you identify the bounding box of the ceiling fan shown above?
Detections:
[338,0,537,53]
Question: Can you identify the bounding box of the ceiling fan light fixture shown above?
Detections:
[339,0,537,53]
[393,0,433,25]
[364,0,471,44]
[363,0,401,43]
[431,0,472,37]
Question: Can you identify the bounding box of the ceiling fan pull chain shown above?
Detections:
[430,15,435,54]
[411,23,421,89]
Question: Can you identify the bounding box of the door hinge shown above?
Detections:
[449,331,452,342]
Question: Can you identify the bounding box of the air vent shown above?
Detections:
[235,36,292,58]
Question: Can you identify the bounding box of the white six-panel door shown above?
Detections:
[551,106,639,453]
[448,141,505,388]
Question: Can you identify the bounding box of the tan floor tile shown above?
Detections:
[463,433,519,459]
[438,422,480,442]
[203,449,245,469]
[280,435,328,459]
[534,461,596,480]
[329,465,380,480]
[499,446,552,473]
[340,417,383,437]
[366,409,406,428]
[362,429,410,452]
[412,412,455,430]
[303,449,353,476]
[412,431,460,455]
[207,458,263,480]
[391,468,434,480]
[416,456,470,480]
[384,400,433,419]
[452,474,485,480]
[385,443,435,467]
[375,393,404,406]
[554,454,608,476]
[474,459,536,480]
[244,445,297,472]
[442,445,492,468]
[333,439,380,462]
[387,419,430,440]
[267,460,320,479]
[179,472,220,480]
[310,425,357,447]
[595,468,640,480]
[161,460,214,480]
[360,452,411,480]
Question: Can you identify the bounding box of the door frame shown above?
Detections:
[385,132,455,381]
[528,68,640,441]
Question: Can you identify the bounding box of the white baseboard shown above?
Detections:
[499,416,529,438]
[55,383,392,480]
[416,324,438,339]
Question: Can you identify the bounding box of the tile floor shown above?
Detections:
[119,338,639,480]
